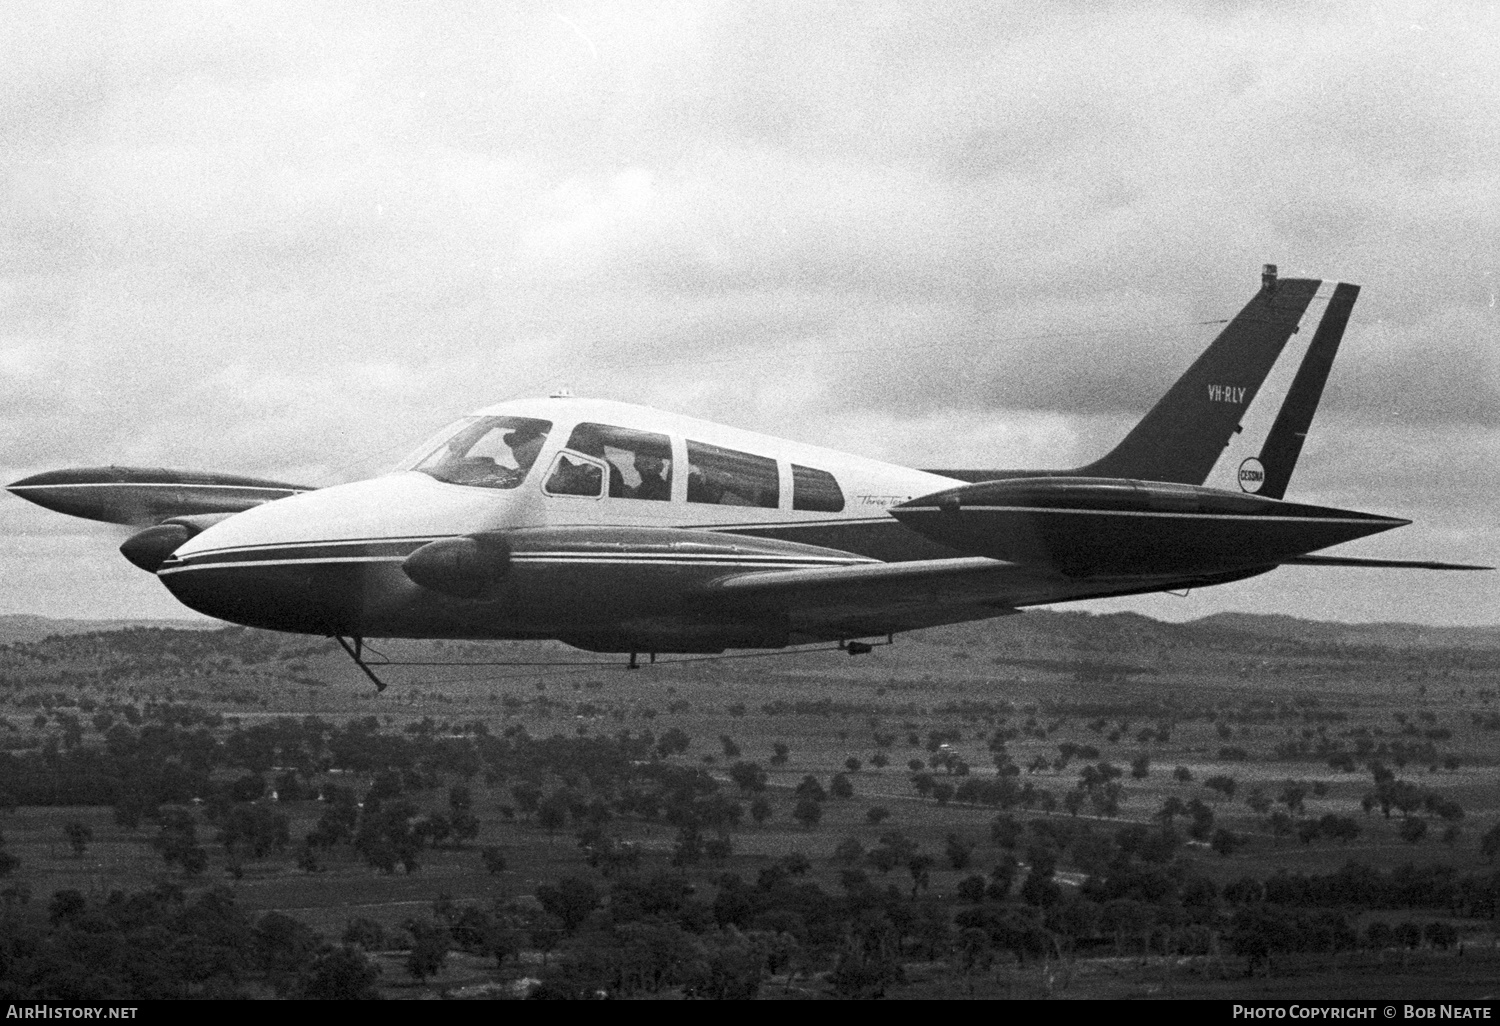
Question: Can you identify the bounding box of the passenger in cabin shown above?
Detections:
[633,453,670,501]
[567,425,626,497]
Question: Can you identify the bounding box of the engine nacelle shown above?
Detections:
[402,533,513,599]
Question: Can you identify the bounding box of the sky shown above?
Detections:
[1,0,1495,625]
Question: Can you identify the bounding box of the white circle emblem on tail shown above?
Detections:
[1238,457,1266,493]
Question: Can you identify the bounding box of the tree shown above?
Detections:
[300,946,381,1000]
[794,776,827,803]
[957,875,988,904]
[1320,815,1361,844]
[63,821,92,857]
[536,794,569,833]
[1211,828,1242,857]
[481,846,508,875]
[296,842,321,874]
[945,832,975,871]
[1173,765,1193,784]
[1157,795,1187,826]
[535,876,601,933]
[749,796,773,825]
[792,798,823,830]
[1130,754,1150,779]
[1424,921,1458,950]
[1204,775,1238,801]
[406,920,449,982]
[906,853,935,896]
[343,917,387,951]
[656,728,692,758]
[833,836,865,865]
[1480,822,1500,862]
[770,742,790,767]
[1399,817,1428,844]
[865,805,890,825]
[512,781,543,820]
[1277,780,1308,815]
[990,815,1023,848]
[729,761,768,793]
[254,911,323,984]
[829,773,854,800]
[219,803,291,860]
[48,888,86,925]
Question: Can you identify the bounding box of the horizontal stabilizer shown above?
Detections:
[891,477,1407,577]
[7,467,314,526]
[1282,555,1492,571]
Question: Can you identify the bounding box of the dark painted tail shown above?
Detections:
[1073,266,1321,483]
[926,266,1323,485]
[1241,282,1360,499]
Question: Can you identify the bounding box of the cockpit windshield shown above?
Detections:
[398,416,553,489]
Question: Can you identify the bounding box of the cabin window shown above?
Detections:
[404,416,552,490]
[792,464,844,512]
[685,441,780,508]
[565,423,673,501]
[544,452,607,498]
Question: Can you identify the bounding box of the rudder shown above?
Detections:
[1244,282,1360,499]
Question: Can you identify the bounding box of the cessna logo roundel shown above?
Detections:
[1238,457,1266,493]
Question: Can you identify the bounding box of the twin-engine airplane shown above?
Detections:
[8,267,1484,686]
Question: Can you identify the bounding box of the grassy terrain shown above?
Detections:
[0,609,1497,998]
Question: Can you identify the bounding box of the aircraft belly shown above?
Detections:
[156,526,860,646]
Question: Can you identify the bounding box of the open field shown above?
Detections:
[0,610,1497,998]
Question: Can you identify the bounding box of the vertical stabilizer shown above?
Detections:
[1075,266,1322,484]
[1241,281,1360,499]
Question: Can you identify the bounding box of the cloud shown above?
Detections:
[1,1,1495,622]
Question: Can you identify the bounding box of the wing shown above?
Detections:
[695,557,1273,642]
[1282,555,1492,571]
[697,547,1488,642]
[7,467,314,527]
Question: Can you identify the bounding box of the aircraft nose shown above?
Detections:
[151,472,514,635]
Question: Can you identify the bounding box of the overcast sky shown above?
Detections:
[2,1,1495,626]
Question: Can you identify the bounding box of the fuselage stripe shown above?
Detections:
[904,506,1394,524]
[157,554,866,576]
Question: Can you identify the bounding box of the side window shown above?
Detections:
[566,423,674,501]
[686,441,780,508]
[544,452,606,498]
[792,464,844,512]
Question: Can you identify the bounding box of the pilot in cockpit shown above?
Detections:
[504,425,547,477]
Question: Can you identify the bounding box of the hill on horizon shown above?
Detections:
[0,613,216,647]
[3,607,1498,654]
